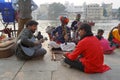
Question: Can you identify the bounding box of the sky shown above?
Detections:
[33,0,120,9]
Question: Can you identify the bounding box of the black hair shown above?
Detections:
[108,27,118,41]
[77,14,81,17]
[78,23,93,40]
[26,20,38,27]
[97,29,104,34]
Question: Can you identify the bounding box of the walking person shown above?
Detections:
[12,0,38,36]
[71,14,82,44]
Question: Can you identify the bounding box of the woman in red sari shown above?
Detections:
[62,23,111,73]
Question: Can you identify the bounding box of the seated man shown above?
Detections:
[62,23,111,73]
[48,16,75,51]
[16,20,47,60]
[96,29,115,54]
[108,23,120,48]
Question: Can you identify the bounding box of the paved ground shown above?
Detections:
[0,40,120,80]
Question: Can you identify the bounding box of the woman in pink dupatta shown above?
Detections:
[96,29,115,54]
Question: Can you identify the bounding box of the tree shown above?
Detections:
[118,7,120,20]
[48,2,65,20]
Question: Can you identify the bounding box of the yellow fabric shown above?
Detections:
[112,29,120,41]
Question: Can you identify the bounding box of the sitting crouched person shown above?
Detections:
[48,16,76,51]
[16,20,47,60]
[62,23,111,73]
[108,23,120,48]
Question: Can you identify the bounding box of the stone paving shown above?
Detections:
[0,40,120,80]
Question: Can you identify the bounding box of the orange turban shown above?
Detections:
[60,16,69,24]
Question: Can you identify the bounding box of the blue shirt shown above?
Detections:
[52,25,71,43]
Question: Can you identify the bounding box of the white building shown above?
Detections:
[102,3,113,19]
[84,4,103,20]
[64,1,83,20]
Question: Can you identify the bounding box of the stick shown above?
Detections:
[51,52,56,61]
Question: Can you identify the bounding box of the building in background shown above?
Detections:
[83,4,103,20]
[64,1,83,20]
[32,2,115,21]
[39,4,49,20]
[32,4,49,20]
[112,9,118,20]
[102,3,113,18]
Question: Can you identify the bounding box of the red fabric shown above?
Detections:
[60,16,69,24]
[56,41,61,44]
[66,36,111,73]
[48,33,53,41]
[113,39,120,46]
[51,35,61,44]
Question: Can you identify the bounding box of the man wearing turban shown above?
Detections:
[48,16,76,52]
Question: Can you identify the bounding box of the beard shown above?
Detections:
[31,30,35,33]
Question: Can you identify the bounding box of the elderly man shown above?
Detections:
[48,16,76,51]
